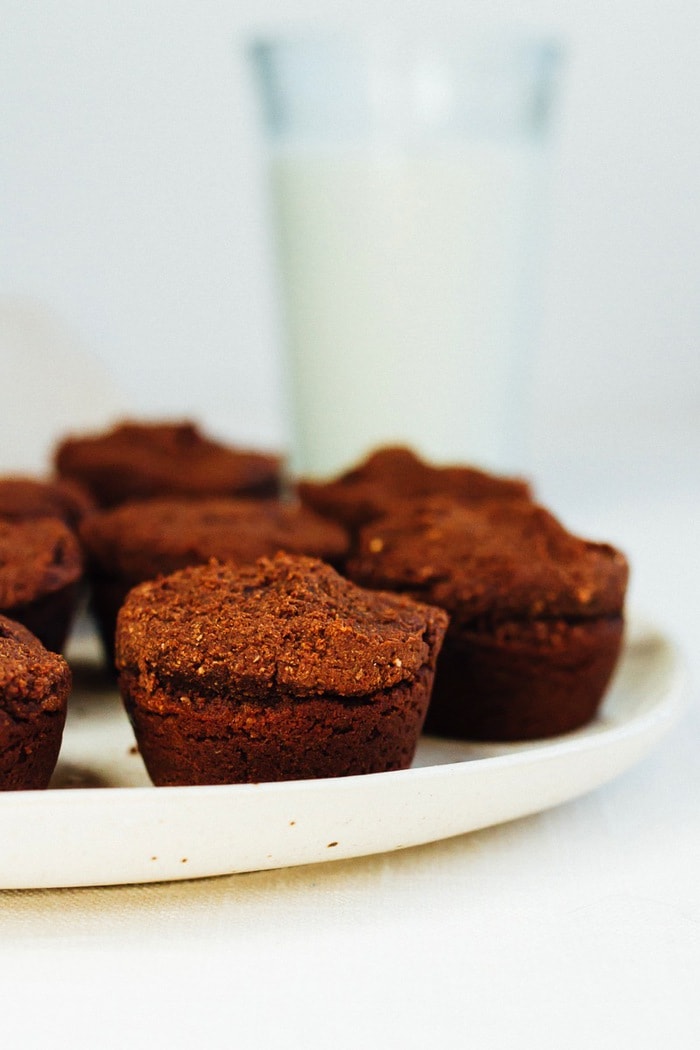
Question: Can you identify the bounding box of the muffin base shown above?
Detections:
[0,708,66,790]
[4,581,82,654]
[423,616,625,741]
[88,575,131,666]
[119,667,435,786]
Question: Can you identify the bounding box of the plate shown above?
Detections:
[0,617,686,889]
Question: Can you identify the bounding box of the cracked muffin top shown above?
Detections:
[116,552,448,701]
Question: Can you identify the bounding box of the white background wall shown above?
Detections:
[1,0,698,506]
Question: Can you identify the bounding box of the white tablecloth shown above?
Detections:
[2,477,698,1050]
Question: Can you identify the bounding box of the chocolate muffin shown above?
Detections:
[80,497,350,662]
[0,519,83,653]
[0,615,71,790]
[347,499,629,741]
[116,553,448,785]
[0,475,93,531]
[298,445,532,537]
[54,419,282,508]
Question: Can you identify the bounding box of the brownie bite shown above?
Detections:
[80,497,350,662]
[0,475,93,531]
[298,445,532,537]
[54,419,282,508]
[0,615,71,790]
[116,553,448,785]
[0,519,83,653]
[347,499,629,741]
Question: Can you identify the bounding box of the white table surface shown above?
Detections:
[1,471,698,1050]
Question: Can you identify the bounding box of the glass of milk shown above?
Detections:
[250,30,561,479]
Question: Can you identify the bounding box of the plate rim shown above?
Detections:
[0,618,686,808]
[0,617,688,888]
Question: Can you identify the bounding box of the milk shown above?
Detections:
[269,142,544,479]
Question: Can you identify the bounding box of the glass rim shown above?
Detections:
[248,25,564,146]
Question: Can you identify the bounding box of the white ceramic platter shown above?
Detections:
[0,617,685,889]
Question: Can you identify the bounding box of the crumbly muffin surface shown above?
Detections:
[116,553,448,700]
[0,615,70,716]
[0,476,93,529]
[55,420,281,506]
[298,445,531,529]
[0,519,83,608]
[348,499,628,627]
[81,497,349,580]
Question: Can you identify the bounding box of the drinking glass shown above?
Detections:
[250,29,561,479]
